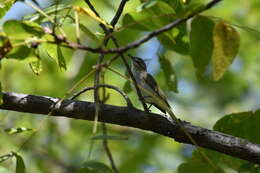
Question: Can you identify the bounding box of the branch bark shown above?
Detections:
[1,92,260,164]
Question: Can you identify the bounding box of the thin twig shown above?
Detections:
[110,0,128,27]
[102,123,120,173]
[87,0,149,112]
[69,84,133,107]
[84,1,129,172]
[110,38,150,112]
[56,0,222,54]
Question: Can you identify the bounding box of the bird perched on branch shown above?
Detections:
[129,55,171,113]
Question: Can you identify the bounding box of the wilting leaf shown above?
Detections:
[212,21,240,81]
[75,7,113,29]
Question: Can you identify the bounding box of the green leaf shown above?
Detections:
[122,1,175,31]
[23,4,70,21]
[5,46,36,61]
[212,21,240,81]
[0,1,14,19]
[123,81,132,94]
[14,153,25,173]
[79,24,100,44]
[57,45,67,70]
[214,110,260,144]
[29,58,42,75]
[158,23,190,55]
[178,160,216,173]
[43,43,67,70]
[136,0,157,11]
[78,161,113,173]
[190,16,215,75]
[206,110,260,171]
[43,43,57,60]
[3,20,44,43]
[0,82,3,105]
[159,55,178,92]
[178,110,260,173]
[5,127,34,135]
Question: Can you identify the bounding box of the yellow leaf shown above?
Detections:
[212,21,240,81]
[74,7,113,29]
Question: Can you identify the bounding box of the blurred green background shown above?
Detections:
[0,0,260,172]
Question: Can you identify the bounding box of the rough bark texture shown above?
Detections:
[1,92,260,164]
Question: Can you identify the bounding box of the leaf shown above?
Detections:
[23,4,70,21]
[178,160,216,173]
[43,43,67,70]
[190,16,215,75]
[214,110,260,144]
[75,7,113,29]
[14,153,25,173]
[29,58,42,75]
[122,1,175,31]
[78,161,113,173]
[159,55,178,92]
[201,110,260,172]
[212,21,240,81]
[157,23,190,55]
[0,0,14,19]
[0,82,3,105]
[0,36,12,59]
[3,20,44,43]
[5,46,36,61]
[57,45,66,70]
[5,127,33,135]
[123,81,132,94]
[79,24,100,44]
[136,0,157,11]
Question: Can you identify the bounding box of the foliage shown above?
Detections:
[0,0,259,173]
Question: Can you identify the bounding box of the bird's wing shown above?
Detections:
[144,73,171,108]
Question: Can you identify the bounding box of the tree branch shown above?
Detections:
[57,0,222,54]
[1,92,260,164]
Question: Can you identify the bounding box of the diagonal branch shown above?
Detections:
[57,0,222,54]
[1,92,260,164]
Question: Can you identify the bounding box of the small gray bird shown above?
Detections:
[129,55,171,113]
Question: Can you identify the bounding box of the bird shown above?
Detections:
[128,54,171,114]
[129,55,216,168]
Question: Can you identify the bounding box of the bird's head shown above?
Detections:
[128,55,147,71]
